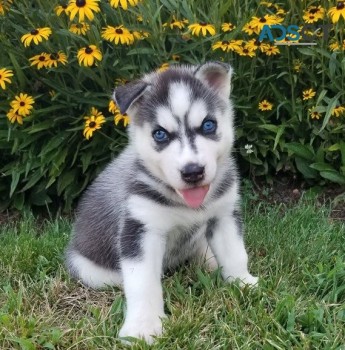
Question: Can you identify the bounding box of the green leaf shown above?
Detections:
[320,91,344,131]
[319,171,345,185]
[295,157,318,179]
[10,170,21,197]
[310,162,335,172]
[273,126,285,150]
[339,141,345,166]
[285,143,315,161]
[57,169,78,195]
[20,169,45,192]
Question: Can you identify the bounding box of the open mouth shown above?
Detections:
[176,184,210,208]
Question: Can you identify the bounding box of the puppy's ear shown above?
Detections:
[113,80,150,114]
[194,61,233,99]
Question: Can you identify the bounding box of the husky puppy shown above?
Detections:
[65,61,258,344]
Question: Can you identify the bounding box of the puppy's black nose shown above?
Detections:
[181,163,205,183]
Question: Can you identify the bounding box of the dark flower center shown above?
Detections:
[337,2,344,10]
[199,22,207,26]
[243,48,249,53]
[76,0,86,7]
[0,75,2,79]
[259,17,267,23]
[116,28,123,34]
[309,15,315,19]
[39,55,46,61]
[20,102,25,106]
[89,121,96,128]
[222,40,229,45]
[85,46,93,54]
[31,29,39,35]
[62,4,67,9]
[254,39,261,46]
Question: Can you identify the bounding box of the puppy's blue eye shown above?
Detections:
[201,119,217,134]
[153,129,169,142]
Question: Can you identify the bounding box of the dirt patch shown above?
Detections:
[248,177,345,222]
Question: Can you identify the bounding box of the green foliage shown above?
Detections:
[0,0,344,211]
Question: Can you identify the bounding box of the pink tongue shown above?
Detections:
[179,185,209,208]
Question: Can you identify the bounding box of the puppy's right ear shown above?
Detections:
[113,80,150,115]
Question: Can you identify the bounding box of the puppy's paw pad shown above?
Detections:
[119,318,163,345]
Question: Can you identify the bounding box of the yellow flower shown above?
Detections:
[172,54,180,62]
[260,2,286,16]
[303,6,325,23]
[246,39,270,52]
[221,22,236,32]
[235,43,256,57]
[249,14,284,32]
[46,52,68,68]
[309,107,322,120]
[7,109,23,125]
[163,16,189,30]
[328,1,345,23]
[113,103,130,127]
[132,30,149,40]
[101,25,134,45]
[212,40,232,52]
[69,22,90,35]
[260,1,285,16]
[0,0,12,15]
[293,59,303,72]
[109,100,117,114]
[67,0,100,22]
[55,4,69,16]
[330,38,345,51]
[83,108,106,140]
[157,63,170,72]
[0,68,13,90]
[10,93,35,116]
[188,22,216,36]
[212,39,243,52]
[331,106,345,117]
[258,100,273,111]
[262,44,280,56]
[110,0,139,10]
[29,53,49,69]
[242,22,259,35]
[21,27,52,47]
[329,40,339,51]
[303,89,316,100]
[77,45,102,66]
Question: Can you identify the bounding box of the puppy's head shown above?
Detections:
[114,62,234,208]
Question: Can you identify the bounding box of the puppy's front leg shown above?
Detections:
[206,212,258,286]
[119,230,166,344]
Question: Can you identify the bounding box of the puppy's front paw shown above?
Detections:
[237,274,259,287]
[119,315,164,345]
[225,273,259,287]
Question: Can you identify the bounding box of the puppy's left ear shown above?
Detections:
[194,61,233,99]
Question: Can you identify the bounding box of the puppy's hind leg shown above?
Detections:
[65,250,123,289]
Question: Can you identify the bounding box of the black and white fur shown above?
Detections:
[65,62,258,344]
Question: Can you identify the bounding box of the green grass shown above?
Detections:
[0,198,344,350]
